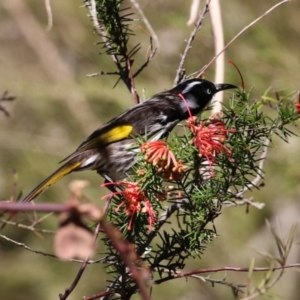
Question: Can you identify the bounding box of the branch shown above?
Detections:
[137,198,187,256]
[101,199,187,300]
[125,50,140,104]
[154,263,300,285]
[0,90,15,117]
[86,71,121,77]
[0,233,104,264]
[0,219,55,234]
[86,0,140,103]
[236,138,270,198]
[158,267,245,295]
[84,291,115,300]
[133,41,157,79]
[87,0,125,84]
[191,274,245,295]
[101,220,151,300]
[0,233,59,258]
[173,0,211,86]
[129,0,160,48]
[222,197,265,211]
[0,201,71,212]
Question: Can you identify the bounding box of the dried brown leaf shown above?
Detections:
[54,222,96,260]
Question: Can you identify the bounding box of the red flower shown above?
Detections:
[186,118,235,175]
[141,141,188,180]
[295,93,300,115]
[103,182,155,231]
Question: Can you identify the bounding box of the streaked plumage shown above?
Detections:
[22,79,236,203]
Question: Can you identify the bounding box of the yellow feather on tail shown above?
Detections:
[22,160,82,203]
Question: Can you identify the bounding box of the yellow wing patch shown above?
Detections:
[77,125,133,152]
[81,125,133,151]
[99,125,133,143]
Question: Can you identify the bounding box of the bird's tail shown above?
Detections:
[22,160,82,203]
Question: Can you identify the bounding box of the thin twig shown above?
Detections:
[86,71,121,77]
[222,197,265,210]
[137,198,187,256]
[174,0,211,86]
[0,217,55,234]
[0,232,104,263]
[133,45,157,79]
[125,52,140,104]
[0,105,10,117]
[236,139,270,198]
[0,233,58,258]
[241,221,297,300]
[154,263,300,285]
[197,0,291,77]
[0,91,15,102]
[0,201,71,212]
[102,220,151,300]
[127,5,158,84]
[129,0,160,48]
[191,274,246,294]
[84,291,114,300]
[59,221,102,300]
[158,268,245,294]
[101,199,186,300]
[241,268,284,300]
[0,219,56,233]
[0,91,15,117]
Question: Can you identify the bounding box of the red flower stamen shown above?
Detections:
[295,92,300,115]
[187,118,236,176]
[141,141,188,180]
[102,181,155,231]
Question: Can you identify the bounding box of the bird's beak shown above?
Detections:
[215,83,237,92]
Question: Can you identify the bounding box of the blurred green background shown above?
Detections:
[0,0,299,299]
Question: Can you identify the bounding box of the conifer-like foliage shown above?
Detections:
[102,87,299,296]
[85,0,155,97]
[1,1,298,299]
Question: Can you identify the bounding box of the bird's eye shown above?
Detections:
[207,89,211,94]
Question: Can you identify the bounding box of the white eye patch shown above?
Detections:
[181,81,203,94]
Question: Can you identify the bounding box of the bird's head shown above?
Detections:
[172,78,237,115]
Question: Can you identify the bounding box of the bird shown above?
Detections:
[21,78,236,203]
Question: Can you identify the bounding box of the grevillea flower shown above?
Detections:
[102,182,155,231]
[295,93,300,115]
[186,117,236,174]
[141,141,188,180]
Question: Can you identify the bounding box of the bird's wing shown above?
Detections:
[61,97,179,162]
